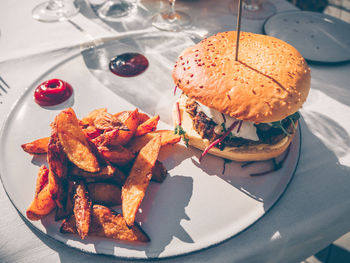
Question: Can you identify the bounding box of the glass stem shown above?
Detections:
[47,0,64,11]
[168,0,176,19]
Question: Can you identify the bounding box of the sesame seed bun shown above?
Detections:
[172,31,311,123]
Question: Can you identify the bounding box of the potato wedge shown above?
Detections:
[93,111,127,132]
[98,145,135,166]
[26,165,56,220]
[127,130,181,154]
[47,131,68,208]
[110,109,139,146]
[113,110,127,120]
[35,165,50,196]
[56,108,100,173]
[55,180,74,221]
[137,112,150,124]
[122,134,161,226]
[91,129,119,147]
[73,181,92,239]
[69,164,126,186]
[83,126,101,140]
[61,205,149,243]
[87,182,121,206]
[80,108,107,127]
[151,161,168,183]
[60,215,77,234]
[27,185,56,220]
[21,137,50,154]
[135,115,160,136]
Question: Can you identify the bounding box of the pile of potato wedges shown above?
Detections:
[22,107,180,243]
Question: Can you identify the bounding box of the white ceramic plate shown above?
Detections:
[264,11,350,63]
[0,34,301,259]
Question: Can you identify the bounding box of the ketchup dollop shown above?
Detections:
[34,79,73,106]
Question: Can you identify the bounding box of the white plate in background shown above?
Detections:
[264,11,350,63]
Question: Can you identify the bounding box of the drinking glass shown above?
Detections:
[32,0,80,22]
[94,0,137,21]
[152,0,191,32]
[230,0,276,20]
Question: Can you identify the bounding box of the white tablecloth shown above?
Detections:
[1,0,350,262]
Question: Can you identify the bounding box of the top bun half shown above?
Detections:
[172,31,311,123]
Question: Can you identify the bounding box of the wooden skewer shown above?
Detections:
[235,0,243,61]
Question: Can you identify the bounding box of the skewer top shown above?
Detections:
[235,0,243,61]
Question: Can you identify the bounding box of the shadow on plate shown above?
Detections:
[81,32,196,125]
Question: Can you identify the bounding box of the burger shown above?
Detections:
[172,31,311,162]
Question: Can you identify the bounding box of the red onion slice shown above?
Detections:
[176,101,182,126]
[199,121,239,162]
[237,120,243,133]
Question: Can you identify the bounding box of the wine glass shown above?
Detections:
[93,0,138,21]
[230,0,276,20]
[32,0,80,22]
[152,0,191,32]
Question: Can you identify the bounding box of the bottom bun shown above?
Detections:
[174,97,295,162]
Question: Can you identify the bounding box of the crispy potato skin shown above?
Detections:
[98,145,135,166]
[47,131,68,208]
[110,109,139,146]
[135,115,160,136]
[91,129,119,148]
[60,215,77,234]
[122,134,161,226]
[61,205,149,243]
[127,130,181,154]
[55,180,74,221]
[35,165,50,196]
[56,108,100,173]
[136,112,150,124]
[151,161,168,183]
[21,137,50,154]
[83,126,101,140]
[26,186,56,220]
[26,165,56,220]
[93,111,126,131]
[87,183,122,206]
[69,164,126,186]
[25,107,181,244]
[80,108,107,127]
[73,181,92,239]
